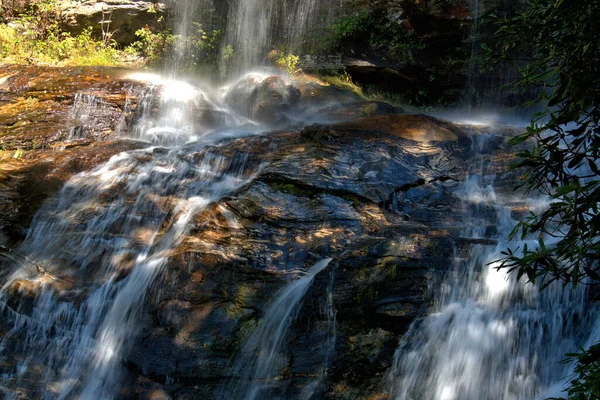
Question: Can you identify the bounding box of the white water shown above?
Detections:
[224,0,336,70]
[385,135,598,400]
[0,1,597,398]
[224,258,333,400]
[0,76,263,399]
[299,266,337,400]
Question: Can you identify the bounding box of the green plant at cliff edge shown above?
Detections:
[0,0,126,66]
[272,51,302,75]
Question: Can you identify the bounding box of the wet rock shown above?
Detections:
[333,113,467,142]
[128,302,252,381]
[0,65,148,150]
[119,115,520,398]
[223,75,300,124]
[0,140,146,244]
[0,65,151,243]
[314,100,403,122]
[296,80,363,107]
[0,68,522,400]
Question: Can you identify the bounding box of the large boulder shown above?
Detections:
[0,67,523,399]
[117,116,519,398]
[223,74,301,124]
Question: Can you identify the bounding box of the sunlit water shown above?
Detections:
[223,258,333,400]
[385,134,598,400]
[0,75,264,399]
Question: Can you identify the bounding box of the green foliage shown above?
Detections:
[546,343,600,400]
[549,343,600,400]
[0,23,123,66]
[482,0,600,288]
[130,25,176,64]
[330,12,375,51]
[481,0,599,398]
[272,51,301,75]
[325,12,425,63]
[320,72,365,99]
[186,23,224,69]
[130,20,231,74]
[0,0,128,66]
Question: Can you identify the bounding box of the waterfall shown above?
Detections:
[466,0,540,111]
[299,266,337,400]
[0,73,262,399]
[384,134,598,400]
[223,0,334,71]
[171,0,200,73]
[224,258,333,400]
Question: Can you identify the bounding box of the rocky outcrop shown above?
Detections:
[119,118,518,398]
[58,0,168,45]
[0,66,523,399]
[223,75,301,124]
[0,65,150,244]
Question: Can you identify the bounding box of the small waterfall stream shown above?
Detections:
[224,0,337,70]
[385,134,598,400]
[224,258,333,400]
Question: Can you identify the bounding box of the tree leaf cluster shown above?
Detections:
[481,1,599,398]
[483,0,599,288]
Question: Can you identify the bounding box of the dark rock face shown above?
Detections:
[0,67,522,399]
[119,118,517,398]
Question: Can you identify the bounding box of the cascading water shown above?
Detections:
[466,0,539,111]
[385,134,598,400]
[224,258,333,400]
[224,0,337,70]
[299,266,338,400]
[0,70,263,398]
[68,93,107,140]
[1,0,597,398]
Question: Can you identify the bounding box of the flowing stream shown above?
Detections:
[0,75,262,399]
[385,134,598,400]
[224,258,333,400]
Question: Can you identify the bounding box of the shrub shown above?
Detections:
[0,0,127,66]
[275,53,301,75]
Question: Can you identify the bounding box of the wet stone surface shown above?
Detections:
[0,65,523,399]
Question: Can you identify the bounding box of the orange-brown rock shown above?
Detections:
[334,114,468,142]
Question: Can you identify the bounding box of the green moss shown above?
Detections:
[341,194,363,208]
[235,284,255,305]
[237,318,259,344]
[271,182,315,197]
[320,74,365,99]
